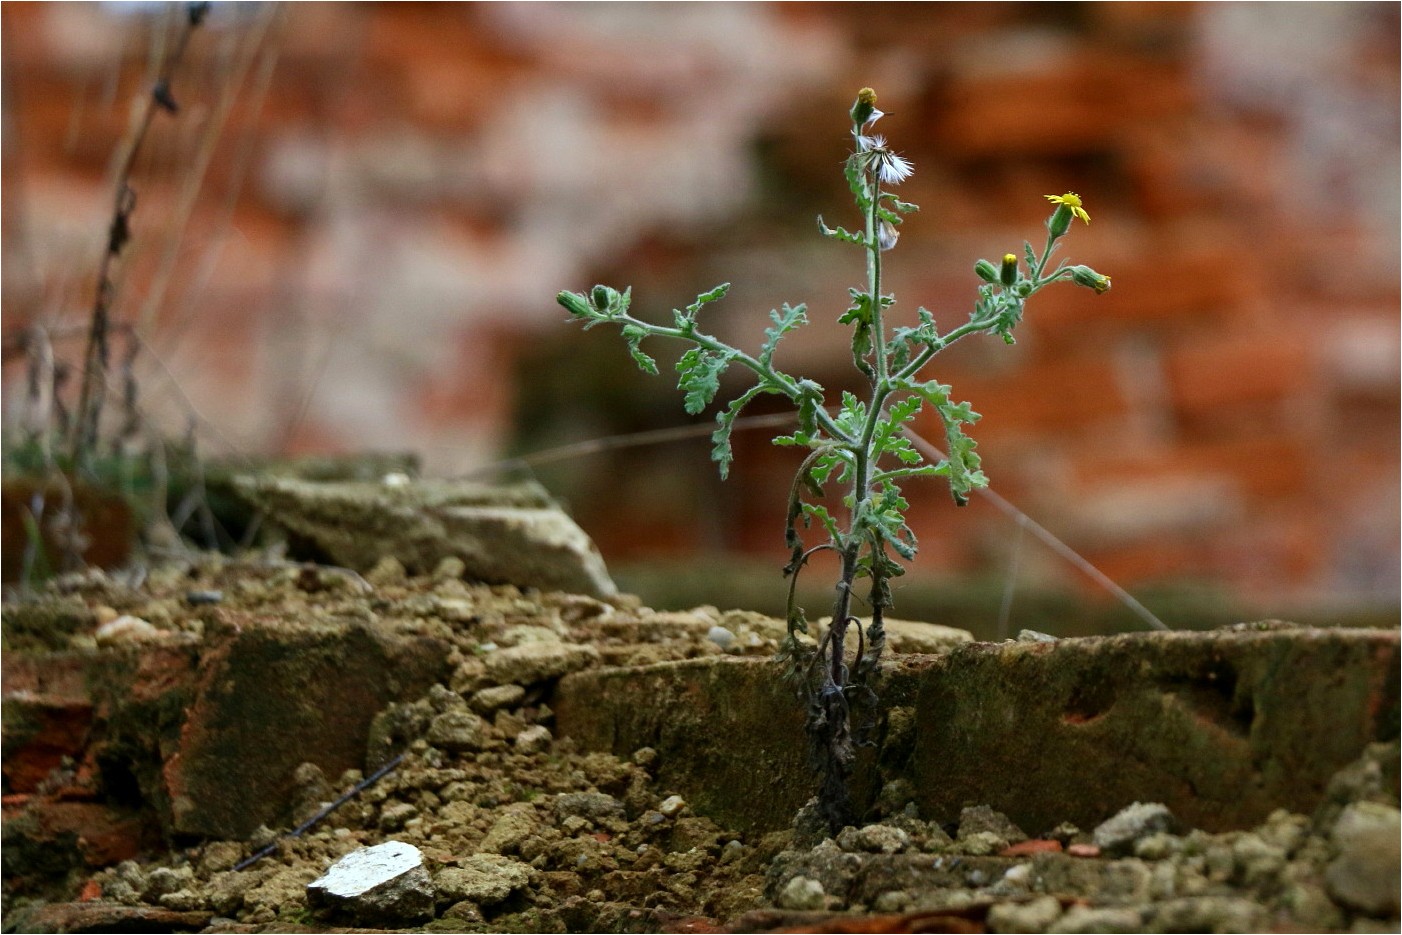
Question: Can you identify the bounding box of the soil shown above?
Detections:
[2,553,1398,933]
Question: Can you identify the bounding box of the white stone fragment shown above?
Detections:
[310,841,422,898]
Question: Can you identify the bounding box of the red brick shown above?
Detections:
[1165,332,1315,415]
[1068,436,1315,504]
[930,354,1129,441]
[934,56,1196,158]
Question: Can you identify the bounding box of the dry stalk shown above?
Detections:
[70,2,210,467]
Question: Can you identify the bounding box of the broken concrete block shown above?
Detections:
[231,476,616,598]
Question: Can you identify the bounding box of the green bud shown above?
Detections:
[850,87,878,128]
[999,253,1018,288]
[1015,282,1032,298]
[974,259,999,283]
[1069,265,1111,295]
[1047,204,1073,239]
[557,291,592,318]
[591,284,618,310]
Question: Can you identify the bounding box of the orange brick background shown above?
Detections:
[2,3,1397,624]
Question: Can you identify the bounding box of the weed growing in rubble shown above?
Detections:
[557,88,1110,832]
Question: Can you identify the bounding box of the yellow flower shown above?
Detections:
[1044,192,1090,225]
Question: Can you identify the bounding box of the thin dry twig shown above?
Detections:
[70,2,210,467]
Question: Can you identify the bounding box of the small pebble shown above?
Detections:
[95,615,162,646]
[185,590,223,606]
[658,795,687,818]
[1003,863,1033,885]
[706,625,737,650]
[777,875,825,911]
[515,724,552,754]
[472,684,526,714]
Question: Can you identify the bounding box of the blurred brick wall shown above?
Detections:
[2,2,1397,610]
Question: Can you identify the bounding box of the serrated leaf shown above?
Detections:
[801,502,841,541]
[810,449,853,487]
[838,289,874,327]
[941,399,981,423]
[876,206,904,227]
[621,325,658,376]
[760,303,808,367]
[711,383,772,479]
[675,347,734,415]
[844,155,872,210]
[818,216,868,246]
[879,193,920,214]
[833,391,868,438]
[687,282,730,314]
[850,321,874,378]
[673,282,730,331]
[887,308,940,371]
[913,380,951,408]
[871,395,924,467]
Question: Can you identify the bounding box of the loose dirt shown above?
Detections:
[2,554,1397,933]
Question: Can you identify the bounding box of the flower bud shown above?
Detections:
[591,284,618,310]
[1069,265,1111,294]
[999,253,1018,287]
[557,291,592,317]
[1047,204,1073,239]
[850,87,878,127]
[974,259,999,284]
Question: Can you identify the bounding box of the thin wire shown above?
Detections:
[452,408,1169,632]
[232,752,405,872]
[455,411,803,479]
[901,427,1170,631]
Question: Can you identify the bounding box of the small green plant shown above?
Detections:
[557,88,1109,831]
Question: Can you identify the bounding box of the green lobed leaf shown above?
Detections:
[838,289,873,327]
[879,192,920,214]
[688,282,731,314]
[760,303,809,367]
[801,502,841,541]
[835,391,867,434]
[887,307,940,371]
[796,379,824,438]
[855,481,918,561]
[711,383,774,479]
[676,347,735,415]
[621,324,659,376]
[844,155,872,210]
[871,395,924,466]
[673,282,730,331]
[818,216,868,246]
[810,449,853,487]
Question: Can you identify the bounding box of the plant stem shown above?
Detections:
[617,314,856,445]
